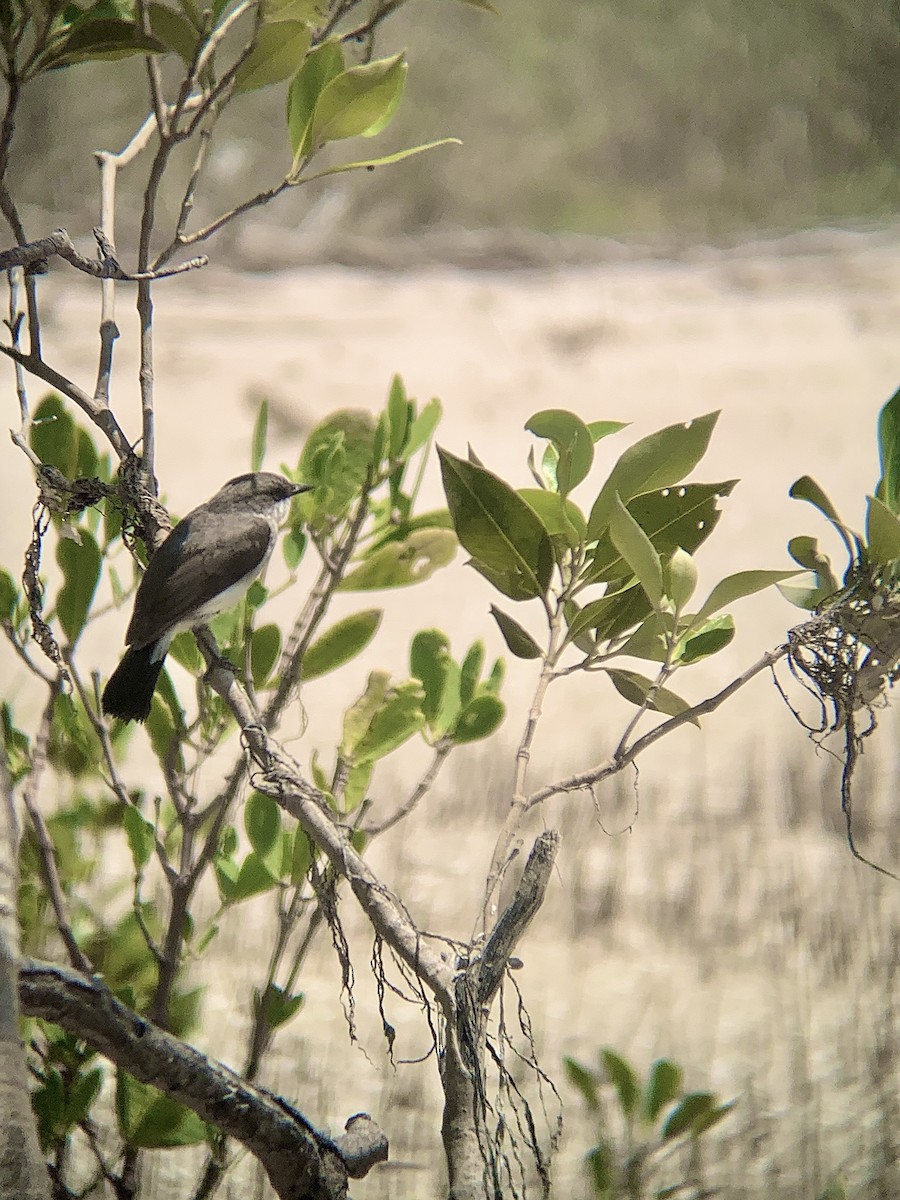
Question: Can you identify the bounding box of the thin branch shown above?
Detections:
[0,229,207,281]
[524,643,790,809]
[362,740,452,835]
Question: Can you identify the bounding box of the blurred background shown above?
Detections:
[14,0,900,260]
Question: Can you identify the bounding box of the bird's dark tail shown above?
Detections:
[102,644,165,723]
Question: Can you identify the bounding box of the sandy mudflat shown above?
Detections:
[4,231,900,1196]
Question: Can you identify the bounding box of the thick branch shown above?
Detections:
[19,960,389,1199]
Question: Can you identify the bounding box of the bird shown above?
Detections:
[102,472,311,723]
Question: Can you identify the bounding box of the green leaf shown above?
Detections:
[664,547,697,609]
[601,1048,640,1118]
[341,670,389,758]
[387,374,412,460]
[618,611,672,662]
[563,1056,600,1112]
[692,569,798,625]
[678,614,734,664]
[300,409,375,527]
[115,1073,207,1148]
[302,609,381,681]
[587,1143,617,1194]
[295,138,460,182]
[410,629,453,724]
[459,640,484,706]
[439,447,552,602]
[250,623,281,687]
[587,412,720,539]
[588,420,629,443]
[56,531,101,642]
[339,530,457,589]
[31,394,77,475]
[490,605,542,659]
[168,630,204,673]
[283,526,306,570]
[290,827,312,883]
[404,397,442,458]
[0,568,17,619]
[65,1066,103,1127]
[231,852,280,902]
[877,385,900,513]
[586,480,737,585]
[777,571,834,611]
[605,669,698,724]
[518,488,586,546]
[41,18,166,69]
[691,1099,735,1135]
[251,397,268,471]
[661,1091,717,1140]
[287,38,345,160]
[148,2,198,62]
[343,759,373,812]
[525,409,594,495]
[609,494,664,608]
[350,684,425,765]
[789,476,857,558]
[866,494,900,566]
[256,982,304,1030]
[123,807,155,871]
[564,581,641,647]
[234,20,311,93]
[643,1059,683,1123]
[244,792,281,859]
[452,693,504,743]
[306,52,407,151]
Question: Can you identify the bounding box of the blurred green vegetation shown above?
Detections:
[12,0,900,246]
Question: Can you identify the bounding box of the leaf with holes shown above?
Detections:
[338,529,457,589]
[587,412,720,539]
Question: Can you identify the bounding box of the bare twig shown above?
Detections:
[362,740,453,835]
[0,229,207,281]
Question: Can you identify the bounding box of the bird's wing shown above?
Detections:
[126,509,273,648]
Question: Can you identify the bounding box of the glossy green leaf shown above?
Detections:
[777,571,834,611]
[452,693,505,743]
[350,684,425,765]
[490,605,542,659]
[148,2,198,62]
[866,494,900,566]
[410,629,452,724]
[230,852,280,902]
[287,39,345,159]
[564,581,640,646]
[234,20,311,93]
[387,374,412,460]
[605,669,698,724]
[42,18,167,68]
[661,1091,717,1140]
[525,409,594,494]
[0,568,17,620]
[877,386,900,514]
[586,480,737,584]
[300,409,375,526]
[609,495,663,608]
[116,1073,207,1148]
[302,609,381,681]
[459,640,484,706]
[679,614,735,664]
[339,529,457,589]
[251,397,268,471]
[789,475,857,558]
[56,531,101,642]
[250,623,281,687]
[404,398,442,458]
[307,52,407,150]
[563,1056,600,1112]
[123,807,155,871]
[31,394,77,475]
[518,488,586,546]
[618,611,672,662]
[664,547,697,609]
[587,412,720,539]
[439,447,552,601]
[256,982,304,1030]
[245,792,281,859]
[643,1058,683,1123]
[588,420,629,443]
[601,1048,640,1117]
[295,137,460,182]
[692,569,798,625]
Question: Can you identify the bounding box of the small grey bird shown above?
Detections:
[102,472,311,723]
